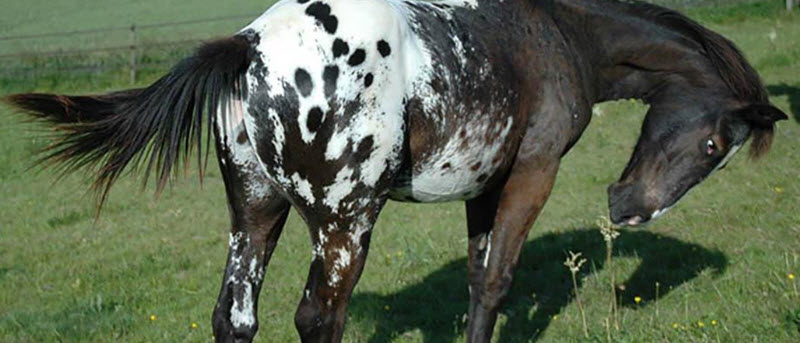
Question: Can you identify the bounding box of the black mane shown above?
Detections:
[624,1,768,103]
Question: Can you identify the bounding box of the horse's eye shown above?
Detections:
[705,139,716,156]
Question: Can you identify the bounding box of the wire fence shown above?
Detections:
[0,1,794,83]
[0,14,254,83]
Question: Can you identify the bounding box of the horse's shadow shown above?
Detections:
[767,84,800,123]
[350,229,727,342]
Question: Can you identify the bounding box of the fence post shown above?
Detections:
[130,24,137,85]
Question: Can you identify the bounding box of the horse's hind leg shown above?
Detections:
[293,201,384,343]
[211,125,290,343]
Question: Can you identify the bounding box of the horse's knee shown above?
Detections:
[481,272,516,309]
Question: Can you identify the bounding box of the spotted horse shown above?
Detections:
[6,0,788,341]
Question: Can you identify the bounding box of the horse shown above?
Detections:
[5,0,788,342]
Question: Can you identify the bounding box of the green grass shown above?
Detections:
[1,1,800,342]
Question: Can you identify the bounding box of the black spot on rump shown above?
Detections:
[323,65,339,97]
[332,38,350,58]
[305,2,330,19]
[298,0,309,3]
[307,107,324,132]
[305,2,338,34]
[377,40,391,57]
[348,49,366,66]
[295,68,313,97]
[364,73,374,88]
[355,136,375,160]
[321,16,338,34]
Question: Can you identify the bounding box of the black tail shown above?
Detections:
[5,34,255,206]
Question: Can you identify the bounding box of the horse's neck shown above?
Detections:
[552,0,710,104]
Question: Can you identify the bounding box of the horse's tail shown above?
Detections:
[5,33,256,205]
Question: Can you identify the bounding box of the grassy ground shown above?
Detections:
[1,1,799,342]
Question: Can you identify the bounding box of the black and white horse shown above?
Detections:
[6,0,787,341]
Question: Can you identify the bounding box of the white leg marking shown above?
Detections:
[482,234,492,268]
[230,283,256,328]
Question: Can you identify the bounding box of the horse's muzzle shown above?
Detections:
[607,183,652,227]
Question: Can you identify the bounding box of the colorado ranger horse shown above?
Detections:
[6,0,788,341]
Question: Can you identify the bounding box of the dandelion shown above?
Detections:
[552,314,559,321]
[384,305,391,311]
[775,186,784,194]
[697,321,705,328]
[191,322,199,329]
[634,296,642,305]
[150,315,157,321]
[672,323,679,329]
[789,273,796,280]
[564,251,588,338]
[711,320,718,326]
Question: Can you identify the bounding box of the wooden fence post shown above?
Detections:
[130,24,137,85]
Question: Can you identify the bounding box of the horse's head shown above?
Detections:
[608,99,787,227]
[593,1,794,227]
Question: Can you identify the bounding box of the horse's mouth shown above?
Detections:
[613,206,674,227]
[614,215,648,227]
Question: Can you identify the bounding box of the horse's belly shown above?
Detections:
[389,168,488,203]
[389,116,515,203]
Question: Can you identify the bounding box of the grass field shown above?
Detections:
[1,1,799,342]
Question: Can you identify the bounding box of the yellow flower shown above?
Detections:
[634,296,642,304]
[775,187,783,194]
[711,320,718,326]
[672,323,679,329]
[384,305,390,311]
[150,315,157,321]
[789,273,796,280]
[697,321,705,328]
[191,322,199,329]
[552,315,558,321]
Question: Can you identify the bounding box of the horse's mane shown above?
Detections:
[624,1,767,102]
[623,1,774,158]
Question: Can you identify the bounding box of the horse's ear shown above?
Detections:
[731,103,787,160]
[733,103,788,129]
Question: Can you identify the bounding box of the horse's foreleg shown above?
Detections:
[294,205,383,343]
[464,161,559,343]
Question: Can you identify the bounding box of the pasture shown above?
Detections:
[1,1,799,342]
